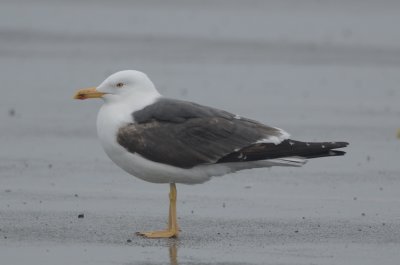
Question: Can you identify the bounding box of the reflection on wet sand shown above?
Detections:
[128,239,179,265]
[169,240,178,265]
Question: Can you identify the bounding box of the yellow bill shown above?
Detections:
[73,87,105,100]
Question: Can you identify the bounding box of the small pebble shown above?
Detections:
[294,230,299,233]
[127,239,132,243]
[361,213,366,216]
[78,214,84,219]
[222,202,226,208]
[48,164,53,169]
[4,189,11,193]
[74,194,79,197]
[302,217,306,220]
[353,197,357,200]
[8,109,15,117]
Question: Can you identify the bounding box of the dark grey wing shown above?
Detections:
[117,98,289,168]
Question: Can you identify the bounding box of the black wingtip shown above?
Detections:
[332,150,346,156]
[291,140,348,159]
[217,139,349,163]
[304,150,346,159]
[334,142,349,148]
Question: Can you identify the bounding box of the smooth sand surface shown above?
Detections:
[1,1,399,264]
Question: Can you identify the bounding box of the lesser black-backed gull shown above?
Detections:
[73,70,348,238]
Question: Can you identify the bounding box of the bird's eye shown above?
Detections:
[116,82,124,88]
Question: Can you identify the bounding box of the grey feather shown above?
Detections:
[133,98,233,123]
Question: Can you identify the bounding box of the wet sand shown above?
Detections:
[1,0,400,264]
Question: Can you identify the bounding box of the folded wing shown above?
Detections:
[117,98,290,168]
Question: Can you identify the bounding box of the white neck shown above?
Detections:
[96,90,160,156]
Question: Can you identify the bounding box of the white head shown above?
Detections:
[74,70,161,103]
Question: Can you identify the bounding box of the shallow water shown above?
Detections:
[1,0,400,264]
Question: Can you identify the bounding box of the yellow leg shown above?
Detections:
[136,183,179,238]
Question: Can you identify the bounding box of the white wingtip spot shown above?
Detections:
[234,114,241,120]
[255,128,290,145]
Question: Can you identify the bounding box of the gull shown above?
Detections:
[74,70,348,238]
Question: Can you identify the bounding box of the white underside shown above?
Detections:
[104,146,306,184]
[97,97,306,185]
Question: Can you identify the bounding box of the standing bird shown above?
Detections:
[74,70,348,238]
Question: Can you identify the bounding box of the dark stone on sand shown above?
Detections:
[8,109,15,117]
